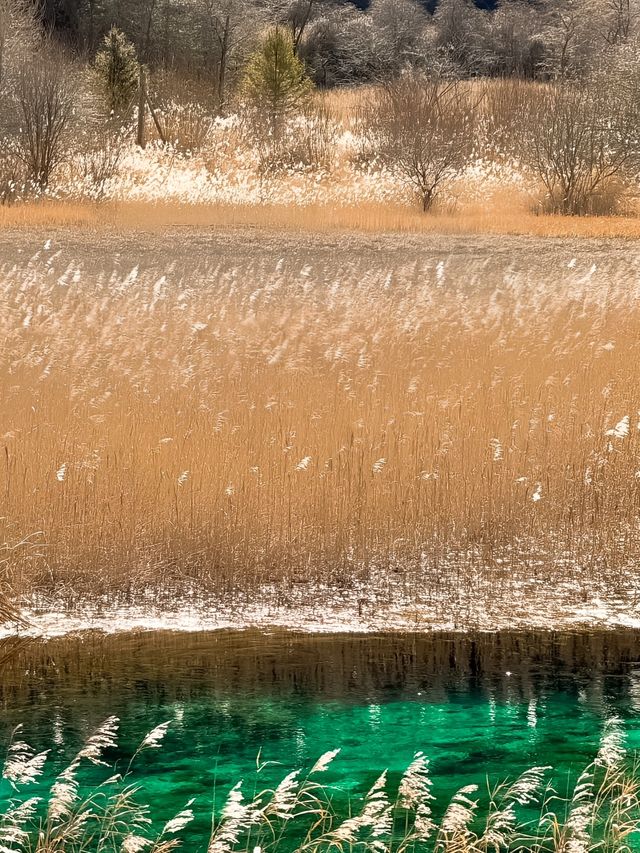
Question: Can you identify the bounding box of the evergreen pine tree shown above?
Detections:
[95,27,139,118]
[242,27,313,135]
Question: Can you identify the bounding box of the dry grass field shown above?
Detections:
[3,227,640,629]
[8,199,640,239]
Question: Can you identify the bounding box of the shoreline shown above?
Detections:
[4,589,640,639]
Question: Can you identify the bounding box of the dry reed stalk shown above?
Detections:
[4,195,640,238]
[1,718,637,853]
[0,596,21,625]
[2,237,640,611]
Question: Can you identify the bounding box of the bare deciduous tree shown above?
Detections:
[362,71,475,212]
[0,0,38,93]
[522,75,640,215]
[603,0,636,44]
[200,0,262,113]
[300,6,374,86]
[433,0,482,74]
[286,0,314,54]
[14,51,76,189]
[477,1,547,78]
[367,0,431,76]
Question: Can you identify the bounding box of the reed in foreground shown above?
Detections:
[1,717,637,853]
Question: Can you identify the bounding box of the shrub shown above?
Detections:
[13,51,76,190]
[521,77,640,216]
[360,71,475,212]
[78,129,128,200]
[0,148,24,204]
[247,96,337,174]
[155,101,215,152]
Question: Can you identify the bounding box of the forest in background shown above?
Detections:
[4,0,640,222]
[17,0,640,90]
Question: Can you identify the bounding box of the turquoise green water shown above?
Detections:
[2,630,640,848]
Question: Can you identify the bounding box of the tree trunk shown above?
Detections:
[143,0,158,62]
[146,88,167,143]
[292,0,313,55]
[217,15,230,114]
[137,65,147,149]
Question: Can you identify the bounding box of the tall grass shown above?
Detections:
[3,242,640,621]
[10,199,640,238]
[0,540,29,624]
[2,717,639,853]
[0,595,20,625]
[1,717,195,852]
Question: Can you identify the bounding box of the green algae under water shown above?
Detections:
[3,629,640,849]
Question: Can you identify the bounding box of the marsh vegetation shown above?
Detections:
[1,719,637,853]
[1,230,640,630]
[6,2,640,228]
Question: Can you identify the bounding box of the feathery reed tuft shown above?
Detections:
[2,719,639,853]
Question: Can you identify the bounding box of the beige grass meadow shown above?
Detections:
[11,198,640,238]
[2,233,640,627]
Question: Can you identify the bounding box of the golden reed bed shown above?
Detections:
[7,198,640,238]
[1,229,640,622]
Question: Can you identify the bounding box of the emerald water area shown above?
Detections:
[2,629,640,848]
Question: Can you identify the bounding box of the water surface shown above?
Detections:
[2,630,640,848]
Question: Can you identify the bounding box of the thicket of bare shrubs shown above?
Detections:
[0,4,82,197]
[6,0,640,216]
[13,54,77,190]
[520,71,640,215]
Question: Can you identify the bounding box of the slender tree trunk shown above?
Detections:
[146,88,166,143]
[143,0,157,62]
[137,65,146,148]
[88,0,96,48]
[292,0,313,55]
[217,14,230,114]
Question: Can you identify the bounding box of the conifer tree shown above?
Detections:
[95,27,139,119]
[242,27,312,135]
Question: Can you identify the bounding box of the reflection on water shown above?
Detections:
[2,629,640,849]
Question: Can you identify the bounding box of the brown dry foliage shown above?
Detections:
[8,198,640,238]
[358,73,476,211]
[2,237,640,608]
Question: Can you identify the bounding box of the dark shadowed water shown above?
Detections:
[2,629,640,848]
